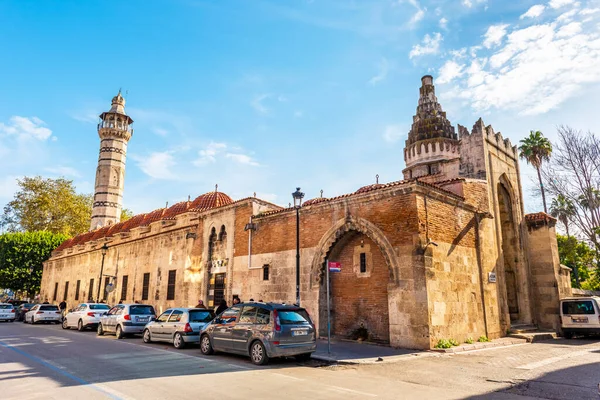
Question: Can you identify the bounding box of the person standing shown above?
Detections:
[215,299,228,315]
[195,300,207,309]
[59,299,67,321]
[232,297,241,305]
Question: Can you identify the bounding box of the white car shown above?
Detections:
[561,296,600,338]
[62,303,111,331]
[24,304,62,324]
[0,303,16,322]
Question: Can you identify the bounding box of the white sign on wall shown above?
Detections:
[488,272,497,283]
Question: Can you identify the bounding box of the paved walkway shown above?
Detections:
[312,337,421,363]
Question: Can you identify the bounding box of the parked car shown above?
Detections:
[200,302,316,365]
[0,303,16,322]
[143,308,215,349]
[97,304,156,339]
[561,296,600,338]
[16,303,36,321]
[23,304,62,324]
[62,303,111,331]
[8,299,28,308]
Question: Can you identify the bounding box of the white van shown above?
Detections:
[560,296,600,338]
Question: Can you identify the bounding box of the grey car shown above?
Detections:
[97,304,156,339]
[142,308,215,349]
[200,302,316,365]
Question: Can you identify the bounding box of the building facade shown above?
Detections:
[41,77,572,349]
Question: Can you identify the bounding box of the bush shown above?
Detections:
[449,338,459,346]
[465,337,474,344]
[478,335,490,342]
[434,339,453,349]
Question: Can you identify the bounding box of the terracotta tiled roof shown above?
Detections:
[139,208,166,226]
[525,212,556,223]
[303,197,329,206]
[355,184,384,194]
[190,191,233,210]
[54,238,74,252]
[163,201,192,220]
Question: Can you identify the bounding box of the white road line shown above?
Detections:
[227,363,252,370]
[516,349,595,370]
[270,372,304,381]
[327,385,378,397]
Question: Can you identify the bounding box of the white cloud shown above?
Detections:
[410,9,425,25]
[368,57,389,85]
[0,116,52,140]
[520,5,546,19]
[440,11,600,116]
[382,125,406,142]
[250,94,270,114]
[225,153,260,166]
[409,32,443,59]
[45,166,82,178]
[195,142,227,165]
[462,0,487,8]
[483,24,510,48]
[437,60,465,84]
[153,127,169,136]
[580,8,600,15]
[134,151,177,180]
[549,0,575,9]
[557,8,579,22]
[439,17,448,29]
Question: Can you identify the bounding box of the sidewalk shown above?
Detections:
[311,337,426,364]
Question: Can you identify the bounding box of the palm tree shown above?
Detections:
[550,194,579,286]
[519,130,552,213]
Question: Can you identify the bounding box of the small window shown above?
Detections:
[256,308,270,324]
[75,280,81,301]
[157,312,171,323]
[89,304,110,310]
[168,310,183,322]
[88,279,95,301]
[40,305,59,311]
[360,253,367,273]
[142,273,150,301]
[167,270,176,300]
[189,310,214,323]
[130,305,155,315]
[239,306,258,323]
[53,282,58,301]
[562,301,596,315]
[64,281,69,300]
[263,265,269,281]
[121,275,128,301]
[276,310,309,325]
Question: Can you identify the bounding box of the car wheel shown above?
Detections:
[62,319,69,329]
[77,320,84,331]
[250,341,269,365]
[31,316,35,325]
[173,333,185,349]
[143,329,152,343]
[9,319,14,323]
[200,335,214,355]
[116,325,124,339]
[97,323,104,336]
[563,331,574,339]
[295,353,312,362]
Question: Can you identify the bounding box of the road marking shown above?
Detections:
[327,385,378,397]
[270,372,304,381]
[516,349,595,370]
[228,363,252,370]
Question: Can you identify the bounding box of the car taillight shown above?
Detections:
[184,323,193,333]
[87,312,95,317]
[56,311,62,314]
[273,309,281,332]
[36,311,43,314]
[10,309,15,313]
[124,314,131,320]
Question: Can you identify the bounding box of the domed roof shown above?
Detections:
[162,201,192,220]
[303,197,329,206]
[355,184,384,194]
[190,191,233,210]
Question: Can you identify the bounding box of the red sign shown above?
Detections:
[328,261,341,272]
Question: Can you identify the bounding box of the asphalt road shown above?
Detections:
[0,321,599,399]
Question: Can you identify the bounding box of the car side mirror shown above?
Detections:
[214,318,222,324]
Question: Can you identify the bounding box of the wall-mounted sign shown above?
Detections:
[328,261,341,273]
[488,272,497,283]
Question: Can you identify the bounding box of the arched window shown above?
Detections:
[219,225,227,242]
[208,227,217,261]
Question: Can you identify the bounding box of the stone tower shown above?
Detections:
[90,91,133,231]
[403,75,460,181]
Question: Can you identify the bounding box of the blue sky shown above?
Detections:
[1,0,599,215]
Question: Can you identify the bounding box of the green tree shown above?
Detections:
[121,208,134,222]
[0,231,67,295]
[556,234,597,289]
[551,195,578,285]
[519,130,552,213]
[1,176,92,237]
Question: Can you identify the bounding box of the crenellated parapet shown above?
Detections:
[466,117,518,156]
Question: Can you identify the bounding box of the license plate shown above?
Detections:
[572,317,588,323]
[136,317,149,322]
[0,315,8,318]
[292,330,308,336]
[45,317,54,320]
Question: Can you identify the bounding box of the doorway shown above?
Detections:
[213,273,225,306]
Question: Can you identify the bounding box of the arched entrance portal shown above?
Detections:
[497,181,520,321]
[322,231,390,343]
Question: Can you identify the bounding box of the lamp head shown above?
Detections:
[292,187,305,208]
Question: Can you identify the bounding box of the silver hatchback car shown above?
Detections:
[142,308,215,349]
[200,302,316,365]
[97,304,156,339]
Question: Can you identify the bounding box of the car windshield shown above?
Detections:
[0,305,13,309]
[562,300,596,315]
[277,310,309,325]
[130,305,155,315]
[89,304,110,310]
[189,310,214,323]
[40,305,59,311]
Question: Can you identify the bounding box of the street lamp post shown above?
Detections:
[292,187,304,306]
[96,244,109,303]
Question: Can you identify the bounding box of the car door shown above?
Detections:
[151,311,172,340]
[165,310,184,341]
[211,306,240,351]
[104,306,119,332]
[232,306,258,352]
[68,304,84,327]
[27,305,38,322]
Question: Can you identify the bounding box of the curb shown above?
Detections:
[432,338,528,354]
[310,350,438,365]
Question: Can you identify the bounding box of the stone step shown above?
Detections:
[510,324,538,334]
[509,331,557,343]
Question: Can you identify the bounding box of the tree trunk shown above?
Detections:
[537,166,548,213]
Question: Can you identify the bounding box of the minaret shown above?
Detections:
[403,75,460,182]
[90,91,133,231]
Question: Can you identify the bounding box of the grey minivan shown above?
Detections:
[143,308,215,349]
[200,302,316,365]
[97,304,156,339]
